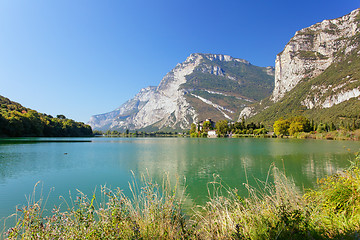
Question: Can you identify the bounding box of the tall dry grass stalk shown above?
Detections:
[3,157,360,239]
[192,165,312,239]
[4,172,190,239]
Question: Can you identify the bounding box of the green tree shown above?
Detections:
[330,122,336,131]
[56,114,66,119]
[202,121,212,132]
[93,130,103,135]
[288,121,304,135]
[273,118,290,135]
[317,123,327,133]
[216,120,228,136]
[190,123,197,134]
[0,95,93,137]
[233,121,243,131]
[290,116,311,132]
[241,116,246,129]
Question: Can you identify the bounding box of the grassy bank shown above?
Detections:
[231,130,360,141]
[3,158,360,239]
[293,129,360,141]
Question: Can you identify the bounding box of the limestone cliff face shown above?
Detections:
[241,8,360,125]
[238,8,360,122]
[89,54,203,131]
[128,54,203,130]
[271,8,360,102]
[89,53,274,131]
[88,86,156,130]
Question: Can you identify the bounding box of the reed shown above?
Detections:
[193,166,313,239]
[5,172,190,239]
[4,156,360,239]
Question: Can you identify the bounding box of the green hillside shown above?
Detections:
[0,95,93,137]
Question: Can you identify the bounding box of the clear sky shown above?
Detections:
[0,0,359,123]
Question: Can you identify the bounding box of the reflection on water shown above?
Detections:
[132,138,357,205]
[0,137,359,224]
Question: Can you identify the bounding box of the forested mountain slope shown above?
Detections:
[0,95,93,137]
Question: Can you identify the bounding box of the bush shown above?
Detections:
[305,156,360,237]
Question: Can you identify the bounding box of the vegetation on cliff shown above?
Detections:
[182,55,274,101]
[248,22,360,127]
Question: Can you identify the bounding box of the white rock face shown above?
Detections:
[266,66,275,76]
[238,107,255,120]
[129,54,203,129]
[271,8,360,102]
[89,53,251,130]
[199,65,225,76]
[302,85,360,109]
[204,90,253,102]
[322,88,360,108]
[89,53,274,130]
[88,86,156,130]
[202,53,250,64]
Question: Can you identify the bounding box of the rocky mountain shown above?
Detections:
[89,53,274,131]
[242,8,360,125]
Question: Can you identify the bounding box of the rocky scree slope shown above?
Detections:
[242,8,360,125]
[88,53,274,131]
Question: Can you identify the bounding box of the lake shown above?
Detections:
[0,137,359,229]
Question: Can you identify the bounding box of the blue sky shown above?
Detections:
[0,1,359,123]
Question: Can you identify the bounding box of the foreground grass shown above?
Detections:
[3,158,360,239]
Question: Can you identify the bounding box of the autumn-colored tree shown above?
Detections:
[273,118,290,135]
[288,121,304,135]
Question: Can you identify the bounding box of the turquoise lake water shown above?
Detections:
[0,137,359,231]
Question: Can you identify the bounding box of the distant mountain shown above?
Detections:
[88,53,274,131]
[0,95,93,137]
[242,8,360,126]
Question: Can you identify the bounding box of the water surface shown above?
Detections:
[0,137,359,227]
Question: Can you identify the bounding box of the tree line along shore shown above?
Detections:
[2,92,360,140]
[95,116,360,141]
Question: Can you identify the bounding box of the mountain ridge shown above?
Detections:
[243,8,360,126]
[88,53,274,131]
[90,8,360,131]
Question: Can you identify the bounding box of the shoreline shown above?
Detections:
[2,129,360,141]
